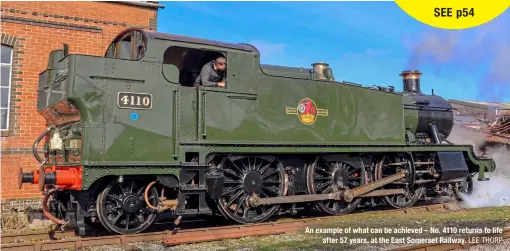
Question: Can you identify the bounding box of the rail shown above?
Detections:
[0,201,490,251]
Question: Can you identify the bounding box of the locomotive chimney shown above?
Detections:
[400,70,422,94]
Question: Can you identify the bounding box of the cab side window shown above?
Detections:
[162,46,225,87]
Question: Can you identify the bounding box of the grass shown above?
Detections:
[168,206,510,251]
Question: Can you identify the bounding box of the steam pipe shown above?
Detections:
[42,188,69,226]
[144,180,178,212]
[144,181,160,211]
[429,123,441,144]
[33,126,55,164]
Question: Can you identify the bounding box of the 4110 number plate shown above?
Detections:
[117,92,152,110]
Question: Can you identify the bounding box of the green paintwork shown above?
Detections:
[402,96,420,134]
[35,29,495,190]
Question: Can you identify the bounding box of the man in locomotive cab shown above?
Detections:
[193,56,227,87]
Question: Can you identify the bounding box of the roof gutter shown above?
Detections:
[109,1,165,9]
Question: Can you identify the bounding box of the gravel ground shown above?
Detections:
[455,238,510,251]
[73,238,510,251]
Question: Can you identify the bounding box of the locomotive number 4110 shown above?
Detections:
[117,92,153,110]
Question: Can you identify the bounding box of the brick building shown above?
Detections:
[0,1,164,213]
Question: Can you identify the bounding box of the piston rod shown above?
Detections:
[358,189,405,197]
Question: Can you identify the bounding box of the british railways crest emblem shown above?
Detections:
[285,98,328,125]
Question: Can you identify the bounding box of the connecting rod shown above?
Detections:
[248,171,406,207]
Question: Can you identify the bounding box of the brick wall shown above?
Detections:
[0,1,162,213]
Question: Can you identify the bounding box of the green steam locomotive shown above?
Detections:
[19,28,496,235]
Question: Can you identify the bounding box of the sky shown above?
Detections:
[157,1,510,103]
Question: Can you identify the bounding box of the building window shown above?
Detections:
[1,44,13,131]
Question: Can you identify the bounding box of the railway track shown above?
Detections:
[0,201,485,251]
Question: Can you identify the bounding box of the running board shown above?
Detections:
[248,171,406,207]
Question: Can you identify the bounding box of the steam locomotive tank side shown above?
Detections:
[401,70,454,144]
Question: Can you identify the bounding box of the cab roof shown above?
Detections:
[109,28,258,53]
[145,30,257,53]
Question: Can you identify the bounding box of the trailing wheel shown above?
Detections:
[96,178,159,234]
[375,155,424,209]
[306,156,365,215]
[453,174,474,201]
[216,156,286,224]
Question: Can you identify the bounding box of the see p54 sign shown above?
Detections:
[395,0,510,29]
[433,8,475,19]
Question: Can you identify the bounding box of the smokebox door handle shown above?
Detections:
[414,100,430,105]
